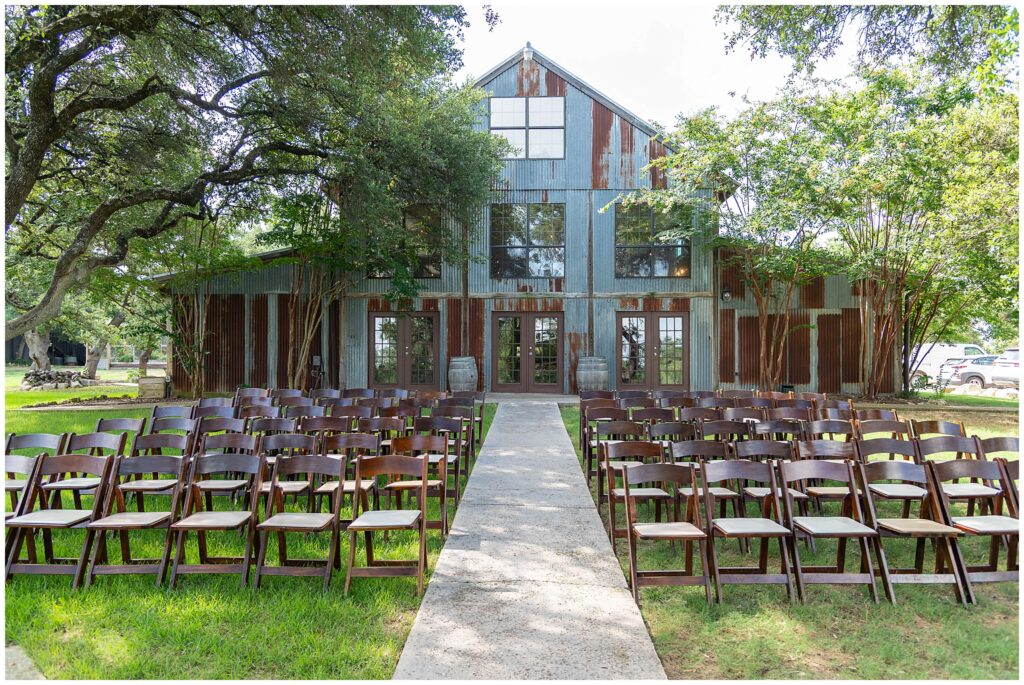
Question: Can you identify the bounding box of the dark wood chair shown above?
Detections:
[310,388,342,403]
[151,405,191,421]
[775,398,813,411]
[299,416,349,451]
[148,416,197,436]
[247,417,298,438]
[776,458,887,603]
[722,389,755,399]
[803,419,855,441]
[6,453,114,587]
[168,448,264,588]
[412,416,465,506]
[124,433,192,510]
[388,435,450,537]
[927,458,1018,588]
[660,396,697,410]
[723,407,764,422]
[647,421,698,444]
[911,419,966,440]
[234,387,270,405]
[699,397,736,409]
[329,405,373,430]
[345,452,429,595]
[678,407,722,423]
[856,459,970,605]
[283,404,326,420]
[381,405,419,430]
[794,392,827,403]
[767,407,811,423]
[735,397,774,410]
[237,404,280,423]
[650,390,687,400]
[440,396,484,455]
[616,390,649,401]
[256,433,317,511]
[192,433,260,511]
[731,439,793,463]
[855,438,925,520]
[431,405,477,462]
[271,388,305,400]
[254,452,346,590]
[319,433,379,521]
[699,419,751,442]
[602,440,669,551]
[994,457,1019,515]
[592,420,645,504]
[198,397,233,408]
[580,390,615,400]
[4,450,44,561]
[980,438,1019,510]
[753,419,804,442]
[192,405,236,420]
[43,432,125,509]
[854,419,913,442]
[95,417,147,437]
[323,397,357,410]
[79,453,188,587]
[617,397,660,410]
[685,390,716,400]
[356,397,396,411]
[630,407,675,425]
[6,433,65,516]
[854,408,899,421]
[699,458,795,603]
[357,417,408,454]
[343,388,376,399]
[583,406,628,484]
[817,407,854,421]
[277,395,314,408]
[239,396,274,408]
[451,391,487,450]
[624,462,711,605]
[757,390,788,401]
[379,388,411,400]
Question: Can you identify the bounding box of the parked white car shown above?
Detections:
[911,343,988,386]
[950,352,1020,389]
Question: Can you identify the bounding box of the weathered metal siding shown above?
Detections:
[249,294,269,387]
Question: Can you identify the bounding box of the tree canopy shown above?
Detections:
[5,4,502,340]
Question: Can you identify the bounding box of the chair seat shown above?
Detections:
[5,479,28,492]
[6,509,92,528]
[173,511,251,529]
[348,509,421,531]
[793,516,875,537]
[119,479,177,493]
[42,477,100,490]
[744,486,808,500]
[609,461,645,471]
[633,521,705,539]
[612,487,670,499]
[869,484,927,500]
[89,511,170,529]
[714,517,789,536]
[942,484,1001,498]
[315,479,376,494]
[806,486,861,497]
[680,486,738,498]
[383,480,443,490]
[258,512,333,531]
[876,518,960,536]
[422,453,457,464]
[952,515,1020,535]
[194,479,249,491]
[259,481,310,494]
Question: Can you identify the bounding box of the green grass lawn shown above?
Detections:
[4,402,497,679]
[558,404,1019,680]
[5,365,145,409]
[914,392,1021,409]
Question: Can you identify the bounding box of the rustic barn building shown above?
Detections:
[163,45,894,395]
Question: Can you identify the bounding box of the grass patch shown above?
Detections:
[912,392,1021,409]
[558,404,1019,680]
[4,402,497,678]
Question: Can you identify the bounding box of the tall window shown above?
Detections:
[368,205,442,278]
[490,96,565,159]
[490,203,565,278]
[614,203,691,278]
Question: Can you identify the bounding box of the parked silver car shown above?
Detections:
[949,353,1020,389]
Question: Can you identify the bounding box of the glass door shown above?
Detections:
[492,312,563,393]
[369,313,438,390]
[617,313,688,390]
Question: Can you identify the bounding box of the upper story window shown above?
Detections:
[614,204,691,278]
[490,203,565,278]
[369,205,442,279]
[490,96,565,159]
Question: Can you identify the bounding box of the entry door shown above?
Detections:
[617,312,689,390]
[369,313,439,391]
[492,312,564,393]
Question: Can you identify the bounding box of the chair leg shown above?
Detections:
[417,524,427,595]
[240,525,255,588]
[169,530,188,589]
[75,529,97,590]
[699,539,713,605]
[789,534,807,603]
[858,536,880,604]
[344,530,357,596]
[156,527,175,587]
[253,530,270,589]
[323,525,338,590]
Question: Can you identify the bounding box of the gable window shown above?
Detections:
[369,205,442,279]
[490,96,564,159]
[490,203,565,278]
[614,204,691,278]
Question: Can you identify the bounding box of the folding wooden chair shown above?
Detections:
[756,390,787,401]
[721,389,755,399]
[151,405,191,421]
[310,388,342,403]
[192,432,260,511]
[388,435,450,537]
[736,397,775,410]
[442,395,485,457]
[79,453,188,587]
[917,436,994,516]
[234,387,270,405]
[631,407,675,425]
[345,452,429,595]
[248,417,298,438]
[854,419,913,442]
[602,440,669,551]
[254,452,346,590]
[198,397,234,408]
[928,458,1018,587]
[856,459,970,605]
[618,397,660,410]
[723,407,764,422]
[148,417,197,436]
[817,407,854,421]
[775,398,814,411]
[854,408,899,421]
[277,395,314,408]
[684,391,716,400]
[647,421,698,445]
[319,433,379,521]
[911,419,966,440]
[592,420,645,504]
[678,407,722,423]
[357,417,408,455]
[95,417,147,439]
[580,390,615,400]
[330,405,373,430]
[700,458,794,603]
[980,438,1019,510]
[583,406,627,484]
[237,404,280,424]
[192,405,236,420]
[699,397,736,409]
[239,396,274,408]
[650,390,686,400]
[271,388,305,400]
[432,405,477,463]
[776,459,886,603]
[660,396,696,410]
[6,433,65,515]
[6,452,114,587]
[323,397,356,411]
[358,397,397,412]
[124,433,192,511]
[413,416,465,506]
[343,388,376,399]
[624,462,712,605]
[855,438,925,520]
[257,433,317,511]
[379,388,411,400]
[168,448,264,588]
[616,390,649,401]
[699,419,751,442]
[44,432,125,509]
[803,419,855,441]
[283,404,326,420]
[753,419,804,442]
[767,407,811,423]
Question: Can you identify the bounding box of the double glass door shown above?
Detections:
[369,313,438,390]
[618,312,689,390]
[492,312,563,393]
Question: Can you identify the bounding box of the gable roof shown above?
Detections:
[474,43,664,139]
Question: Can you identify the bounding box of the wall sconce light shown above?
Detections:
[523,42,534,62]
[721,284,732,303]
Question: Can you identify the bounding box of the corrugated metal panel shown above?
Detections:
[817,313,842,394]
[689,295,714,390]
[719,309,735,382]
[276,294,291,388]
[801,277,825,309]
[327,299,339,389]
[786,311,811,385]
[737,315,759,385]
[221,294,245,391]
[841,308,861,384]
[170,295,192,393]
[203,295,221,392]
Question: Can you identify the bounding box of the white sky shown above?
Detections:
[453,1,860,128]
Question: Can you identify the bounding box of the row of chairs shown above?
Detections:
[600,441,1019,606]
[229,387,471,406]
[6,438,451,592]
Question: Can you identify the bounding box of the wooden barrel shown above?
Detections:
[448,356,478,392]
[576,356,608,393]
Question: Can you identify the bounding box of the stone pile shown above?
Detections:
[19,369,92,391]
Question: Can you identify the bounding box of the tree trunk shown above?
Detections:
[83,341,105,379]
[138,347,153,377]
[24,329,51,371]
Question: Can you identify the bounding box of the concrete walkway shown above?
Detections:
[394,399,665,680]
